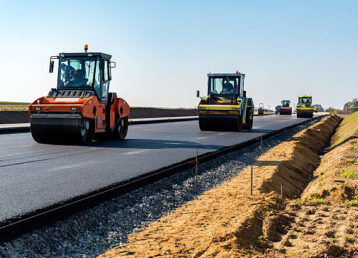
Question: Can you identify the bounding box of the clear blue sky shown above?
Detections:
[1,0,357,109]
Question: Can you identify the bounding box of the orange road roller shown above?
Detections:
[279,100,292,115]
[29,45,130,144]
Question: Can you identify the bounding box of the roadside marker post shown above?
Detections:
[280,182,283,197]
[251,165,253,195]
[195,148,198,194]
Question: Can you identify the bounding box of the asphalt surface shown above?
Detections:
[0,114,319,222]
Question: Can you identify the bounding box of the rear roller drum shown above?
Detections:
[80,118,93,144]
[234,116,243,131]
[113,116,128,140]
[243,109,253,130]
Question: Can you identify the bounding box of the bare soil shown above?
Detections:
[264,114,358,257]
[100,115,340,257]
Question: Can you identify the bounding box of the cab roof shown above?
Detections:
[299,96,312,98]
[59,52,112,60]
[208,73,244,77]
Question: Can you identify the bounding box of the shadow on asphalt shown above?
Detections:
[91,139,225,150]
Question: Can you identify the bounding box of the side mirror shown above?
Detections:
[196,90,200,98]
[110,61,116,68]
[243,90,246,98]
[49,60,54,73]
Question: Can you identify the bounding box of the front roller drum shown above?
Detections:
[30,118,93,144]
[199,115,242,131]
[297,111,313,118]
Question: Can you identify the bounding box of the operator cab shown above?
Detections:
[207,73,245,97]
[281,100,290,107]
[48,46,116,104]
[198,72,246,104]
[298,96,312,105]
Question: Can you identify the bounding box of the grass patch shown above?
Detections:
[346,200,358,207]
[346,236,354,242]
[350,145,358,150]
[346,158,356,164]
[309,198,330,205]
[295,227,303,232]
[340,168,358,179]
[330,237,338,243]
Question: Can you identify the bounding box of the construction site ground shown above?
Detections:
[99,113,358,257]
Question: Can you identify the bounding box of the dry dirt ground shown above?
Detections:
[264,112,358,257]
[100,115,342,257]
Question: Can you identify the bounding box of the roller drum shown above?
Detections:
[30,118,85,143]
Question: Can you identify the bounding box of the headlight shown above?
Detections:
[71,107,77,111]
[35,107,41,111]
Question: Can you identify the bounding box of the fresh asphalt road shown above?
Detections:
[0,114,320,222]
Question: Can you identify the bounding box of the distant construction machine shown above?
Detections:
[29,45,130,144]
[197,71,254,131]
[258,103,264,116]
[296,95,313,118]
[279,100,292,115]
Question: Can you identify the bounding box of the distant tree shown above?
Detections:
[313,104,324,112]
[343,98,358,113]
[327,107,336,114]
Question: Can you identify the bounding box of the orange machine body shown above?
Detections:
[29,49,130,144]
[29,95,130,133]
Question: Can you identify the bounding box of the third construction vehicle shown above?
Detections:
[296,95,313,118]
[197,71,254,131]
[279,100,292,115]
[29,45,130,144]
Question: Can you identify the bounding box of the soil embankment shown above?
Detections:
[0,108,198,124]
[264,112,358,257]
[100,115,340,257]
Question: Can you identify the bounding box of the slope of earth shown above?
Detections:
[264,112,358,257]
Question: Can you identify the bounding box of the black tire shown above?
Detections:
[79,118,93,144]
[243,109,253,130]
[113,116,128,140]
[234,116,243,131]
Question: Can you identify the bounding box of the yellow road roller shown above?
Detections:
[197,72,254,131]
[296,95,313,118]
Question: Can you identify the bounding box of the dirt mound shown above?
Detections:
[259,114,340,198]
[99,115,340,257]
